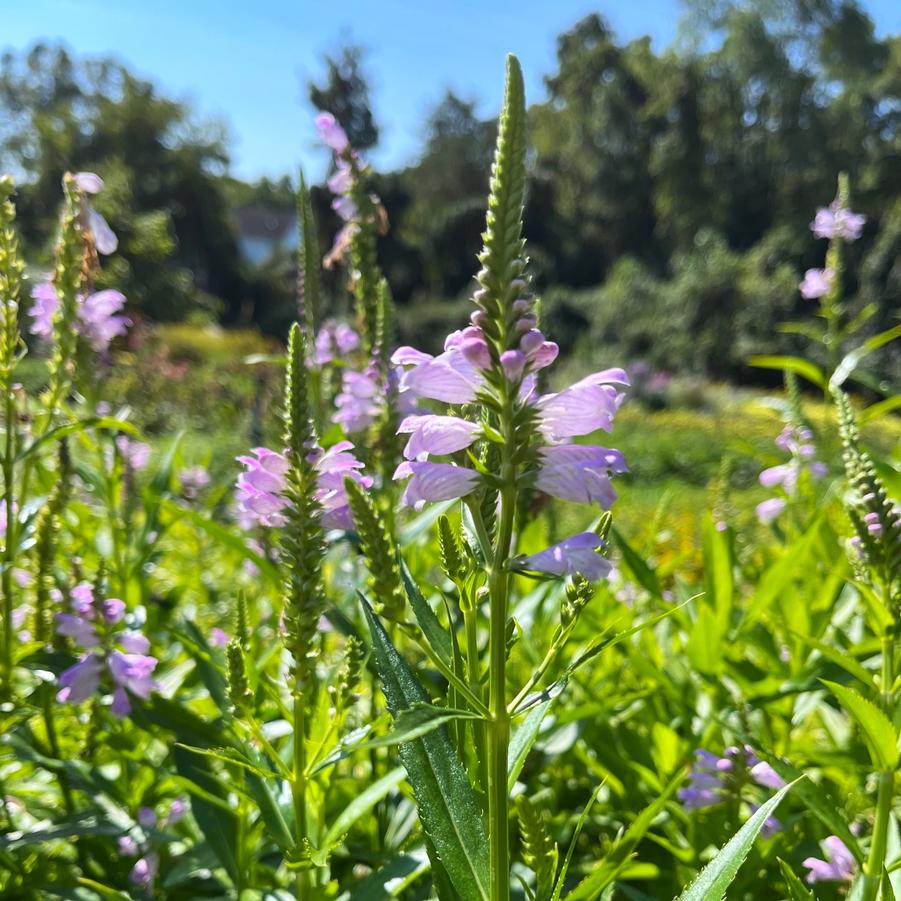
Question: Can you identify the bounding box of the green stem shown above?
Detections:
[863,630,896,897]
[487,468,516,900]
[1,382,16,698]
[293,691,310,900]
[464,600,488,796]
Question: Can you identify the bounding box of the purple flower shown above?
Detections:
[87,208,118,255]
[324,223,356,269]
[500,349,526,382]
[73,172,104,194]
[335,370,381,434]
[332,194,358,222]
[108,650,158,717]
[811,203,866,242]
[536,445,627,509]
[118,631,151,654]
[756,497,787,525]
[57,654,104,704]
[535,369,629,442]
[803,836,856,883]
[129,853,159,889]
[209,627,229,648]
[29,282,60,339]
[179,465,210,499]
[750,761,786,790]
[137,807,157,828]
[327,160,353,196]
[314,320,360,365]
[394,337,484,404]
[799,268,833,300]
[56,613,100,649]
[79,290,130,351]
[117,835,138,856]
[315,112,349,153]
[116,436,151,471]
[398,414,480,461]
[166,798,187,825]
[71,582,95,617]
[394,461,480,510]
[518,533,611,580]
[236,447,291,527]
[102,598,126,624]
[310,440,372,530]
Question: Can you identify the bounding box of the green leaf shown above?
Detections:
[702,515,733,635]
[550,784,602,901]
[790,630,877,691]
[565,770,684,898]
[323,766,406,848]
[860,395,901,425]
[362,598,490,901]
[831,324,901,388]
[612,527,662,597]
[822,681,898,772]
[509,692,558,792]
[401,558,452,661]
[748,355,826,390]
[778,859,815,900]
[686,603,724,676]
[675,781,797,900]
[16,416,139,461]
[344,849,431,899]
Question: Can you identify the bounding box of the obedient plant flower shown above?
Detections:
[30,281,132,353]
[315,112,349,153]
[517,533,611,580]
[334,368,382,434]
[811,201,866,242]
[756,424,826,524]
[799,267,833,300]
[803,836,856,883]
[179,465,210,499]
[55,587,157,718]
[116,435,151,471]
[314,320,360,365]
[73,171,118,255]
[679,746,786,835]
[236,441,371,530]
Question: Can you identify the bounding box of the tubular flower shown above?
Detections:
[535,445,627,509]
[235,442,370,530]
[517,533,611,580]
[756,424,826,525]
[799,267,833,300]
[803,836,856,884]
[334,368,382,434]
[394,461,481,510]
[811,202,866,241]
[399,414,480,461]
[314,320,360,365]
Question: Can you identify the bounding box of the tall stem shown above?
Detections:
[488,395,517,900]
[1,383,16,698]
[293,692,309,900]
[864,629,896,898]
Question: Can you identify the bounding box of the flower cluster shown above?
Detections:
[235,441,371,530]
[30,282,130,353]
[811,201,866,242]
[756,424,826,525]
[314,319,360,365]
[389,321,628,579]
[802,835,856,884]
[56,582,157,717]
[678,746,786,836]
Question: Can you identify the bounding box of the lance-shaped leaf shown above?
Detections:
[823,680,898,772]
[675,780,797,900]
[362,598,490,901]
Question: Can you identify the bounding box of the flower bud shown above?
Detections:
[519,329,545,355]
[512,299,532,315]
[515,316,537,334]
[470,309,487,327]
[500,350,525,381]
[461,337,491,371]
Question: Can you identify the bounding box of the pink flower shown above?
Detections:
[395,336,484,404]
[335,370,381,434]
[535,369,629,442]
[73,172,104,194]
[116,436,151,471]
[129,853,159,889]
[179,465,210,499]
[87,208,118,255]
[398,414,480,461]
[756,497,787,524]
[118,632,151,654]
[803,836,856,883]
[236,447,291,527]
[209,627,229,648]
[518,533,611,580]
[314,320,360,364]
[536,445,627,508]
[799,268,833,300]
[315,112,349,153]
[102,598,126,624]
[29,282,59,339]
[108,650,158,716]
[811,203,866,242]
[79,290,130,351]
[166,798,187,825]
[56,613,100,649]
[394,461,480,510]
[70,582,95,617]
[310,441,373,530]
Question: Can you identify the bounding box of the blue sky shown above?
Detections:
[3,0,899,182]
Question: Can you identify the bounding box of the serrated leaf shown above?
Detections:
[823,681,898,772]
[778,858,815,900]
[362,598,489,901]
[401,557,452,661]
[675,780,797,900]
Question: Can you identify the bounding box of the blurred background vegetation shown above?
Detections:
[1,0,898,385]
